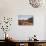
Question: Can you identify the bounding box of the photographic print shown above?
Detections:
[18,15,33,25]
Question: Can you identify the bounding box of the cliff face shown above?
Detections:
[18,20,33,25]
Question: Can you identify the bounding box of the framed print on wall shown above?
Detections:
[18,15,33,26]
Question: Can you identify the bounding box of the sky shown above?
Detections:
[18,15,33,20]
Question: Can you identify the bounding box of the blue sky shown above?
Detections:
[18,15,33,20]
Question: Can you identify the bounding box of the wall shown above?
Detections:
[0,0,46,40]
[44,15,46,40]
